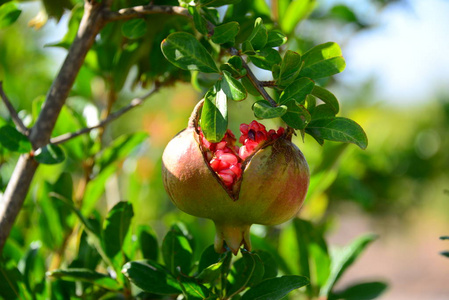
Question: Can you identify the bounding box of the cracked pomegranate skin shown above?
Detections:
[161,101,310,253]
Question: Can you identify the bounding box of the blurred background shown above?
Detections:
[1,0,448,299]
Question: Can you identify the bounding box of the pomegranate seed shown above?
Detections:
[219,153,238,165]
[200,120,284,189]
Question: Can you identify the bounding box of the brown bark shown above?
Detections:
[0,1,106,253]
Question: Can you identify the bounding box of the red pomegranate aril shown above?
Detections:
[219,173,234,186]
[229,164,242,177]
[218,153,238,165]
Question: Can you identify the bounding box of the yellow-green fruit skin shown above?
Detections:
[161,102,310,254]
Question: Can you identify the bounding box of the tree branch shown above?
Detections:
[103,4,189,22]
[260,80,277,87]
[50,86,159,145]
[0,81,29,135]
[230,48,278,107]
[0,1,107,254]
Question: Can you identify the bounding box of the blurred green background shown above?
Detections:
[1,0,449,299]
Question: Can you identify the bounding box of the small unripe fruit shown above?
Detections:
[162,100,310,254]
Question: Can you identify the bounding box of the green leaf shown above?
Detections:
[252,250,278,280]
[306,94,317,112]
[241,275,309,300]
[198,245,221,274]
[200,85,228,142]
[248,17,268,50]
[280,0,316,34]
[221,70,247,101]
[252,100,287,119]
[19,242,44,295]
[39,175,74,250]
[249,48,282,71]
[177,275,210,299]
[271,64,280,81]
[279,77,315,105]
[440,236,449,240]
[162,229,194,275]
[311,86,339,113]
[278,50,302,87]
[320,234,377,297]
[300,42,346,79]
[122,260,182,295]
[440,251,449,258]
[329,5,360,25]
[190,6,208,35]
[201,6,220,25]
[293,219,330,294]
[266,30,287,48]
[121,19,147,39]
[0,125,31,153]
[45,6,82,49]
[0,263,24,300]
[227,250,264,296]
[138,225,159,261]
[329,281,388,300]
[242,40,256,55]
[161,32,219,73]
[47,269,121,291]
[220,55,246,77]
[0,2,21,29]
[197,262,223,283]
[281,101,311,130]
[199,0,241,7]
[34,144,65,164]
[82,167,115,216]
[96,132,148,173]
[305,117,368,149]
[41,0,73,20]
[102,201,134,260]
[241,76,260,96]
[212,21,240,44]
[311,104,337,120]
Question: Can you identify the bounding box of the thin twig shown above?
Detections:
[230,48,278,107]
[0,81,29,135]
[260,80,277,87]
[50,86,159,145]
[103,4,190,22]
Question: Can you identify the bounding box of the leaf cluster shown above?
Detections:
[1,196,386,299]
[160,3,367,148]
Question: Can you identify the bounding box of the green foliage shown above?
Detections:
[241,276,309,300]
[299,42,346,79]
[34,144,66,164]
[329,281,388,300]
[306,118,368,149]
[0,1,398,299]
[0,1,21,29]
[0,125,31,153]
[252,100,287,119]
[0,194,384,298]
[212,21,240,45]
[200,84,228,142]
[221,70,247,101]
[121,19,147,39]
[161,32,219,73]
[154,8,367,149]
[102,201,134,261]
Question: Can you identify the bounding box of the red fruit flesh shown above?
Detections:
[200,119,287,190]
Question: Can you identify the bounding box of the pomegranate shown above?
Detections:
[162,100,310,254]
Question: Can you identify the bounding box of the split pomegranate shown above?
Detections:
[162,100,310,254]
